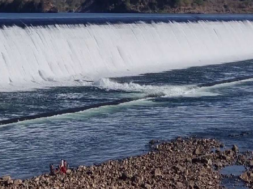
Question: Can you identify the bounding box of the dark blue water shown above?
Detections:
[0,59,253,180]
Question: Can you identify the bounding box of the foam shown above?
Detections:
[93,78,217,97]
[1,21,253,91]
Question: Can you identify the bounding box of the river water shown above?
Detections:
[0,14,253,180]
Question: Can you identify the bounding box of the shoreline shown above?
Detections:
[0,137,252,189]
[1,0,253,14]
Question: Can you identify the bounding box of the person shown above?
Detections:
[49,164,55,175]
[60,159,67,174]
[64,160,68,170]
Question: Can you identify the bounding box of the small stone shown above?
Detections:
[194,184,200,189]
[120,172,130,180]
[214,162,223,168]
[7,179,13,185]
[131,175,143,184]
[152,168,162,177]
[149,140,158,145]
[215,149,221,154]
[144,183,151,189]
[2,176,11,182]
[249,172,253,179]
[34,177,40,182]
[13,179,22,185]
[186,157,192,162]
[78,165,86,171]
[207,159,212,166]
[173,165,185,173]
[177,182,184,188]
[92,183,96,188]
[66,169,72,175]
[225,149,234,156]
[249,160,253,167]
[240,172,249,182]
[194,148,201,155]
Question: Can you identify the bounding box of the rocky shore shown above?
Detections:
[1,137,253,189]
[1,0,253,13]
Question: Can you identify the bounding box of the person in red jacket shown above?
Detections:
[60,159,67,174]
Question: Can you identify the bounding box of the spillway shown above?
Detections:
[1,19,253,91]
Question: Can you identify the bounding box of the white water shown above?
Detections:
[1,21,253,91]
[93,78,216,97]
[94,77,253,98]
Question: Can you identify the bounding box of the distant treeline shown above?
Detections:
[0,0,253,13]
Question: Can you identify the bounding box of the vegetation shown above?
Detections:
[0,0,253,13]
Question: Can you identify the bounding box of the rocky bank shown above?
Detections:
[1,137,253,189]
[1,0,253,13]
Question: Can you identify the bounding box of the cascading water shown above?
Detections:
[1,21,253,91]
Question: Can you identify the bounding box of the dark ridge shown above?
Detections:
[198,75,253,88]
[1,14,253,28]
[0,98,134,126]
[0,94,161,126]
